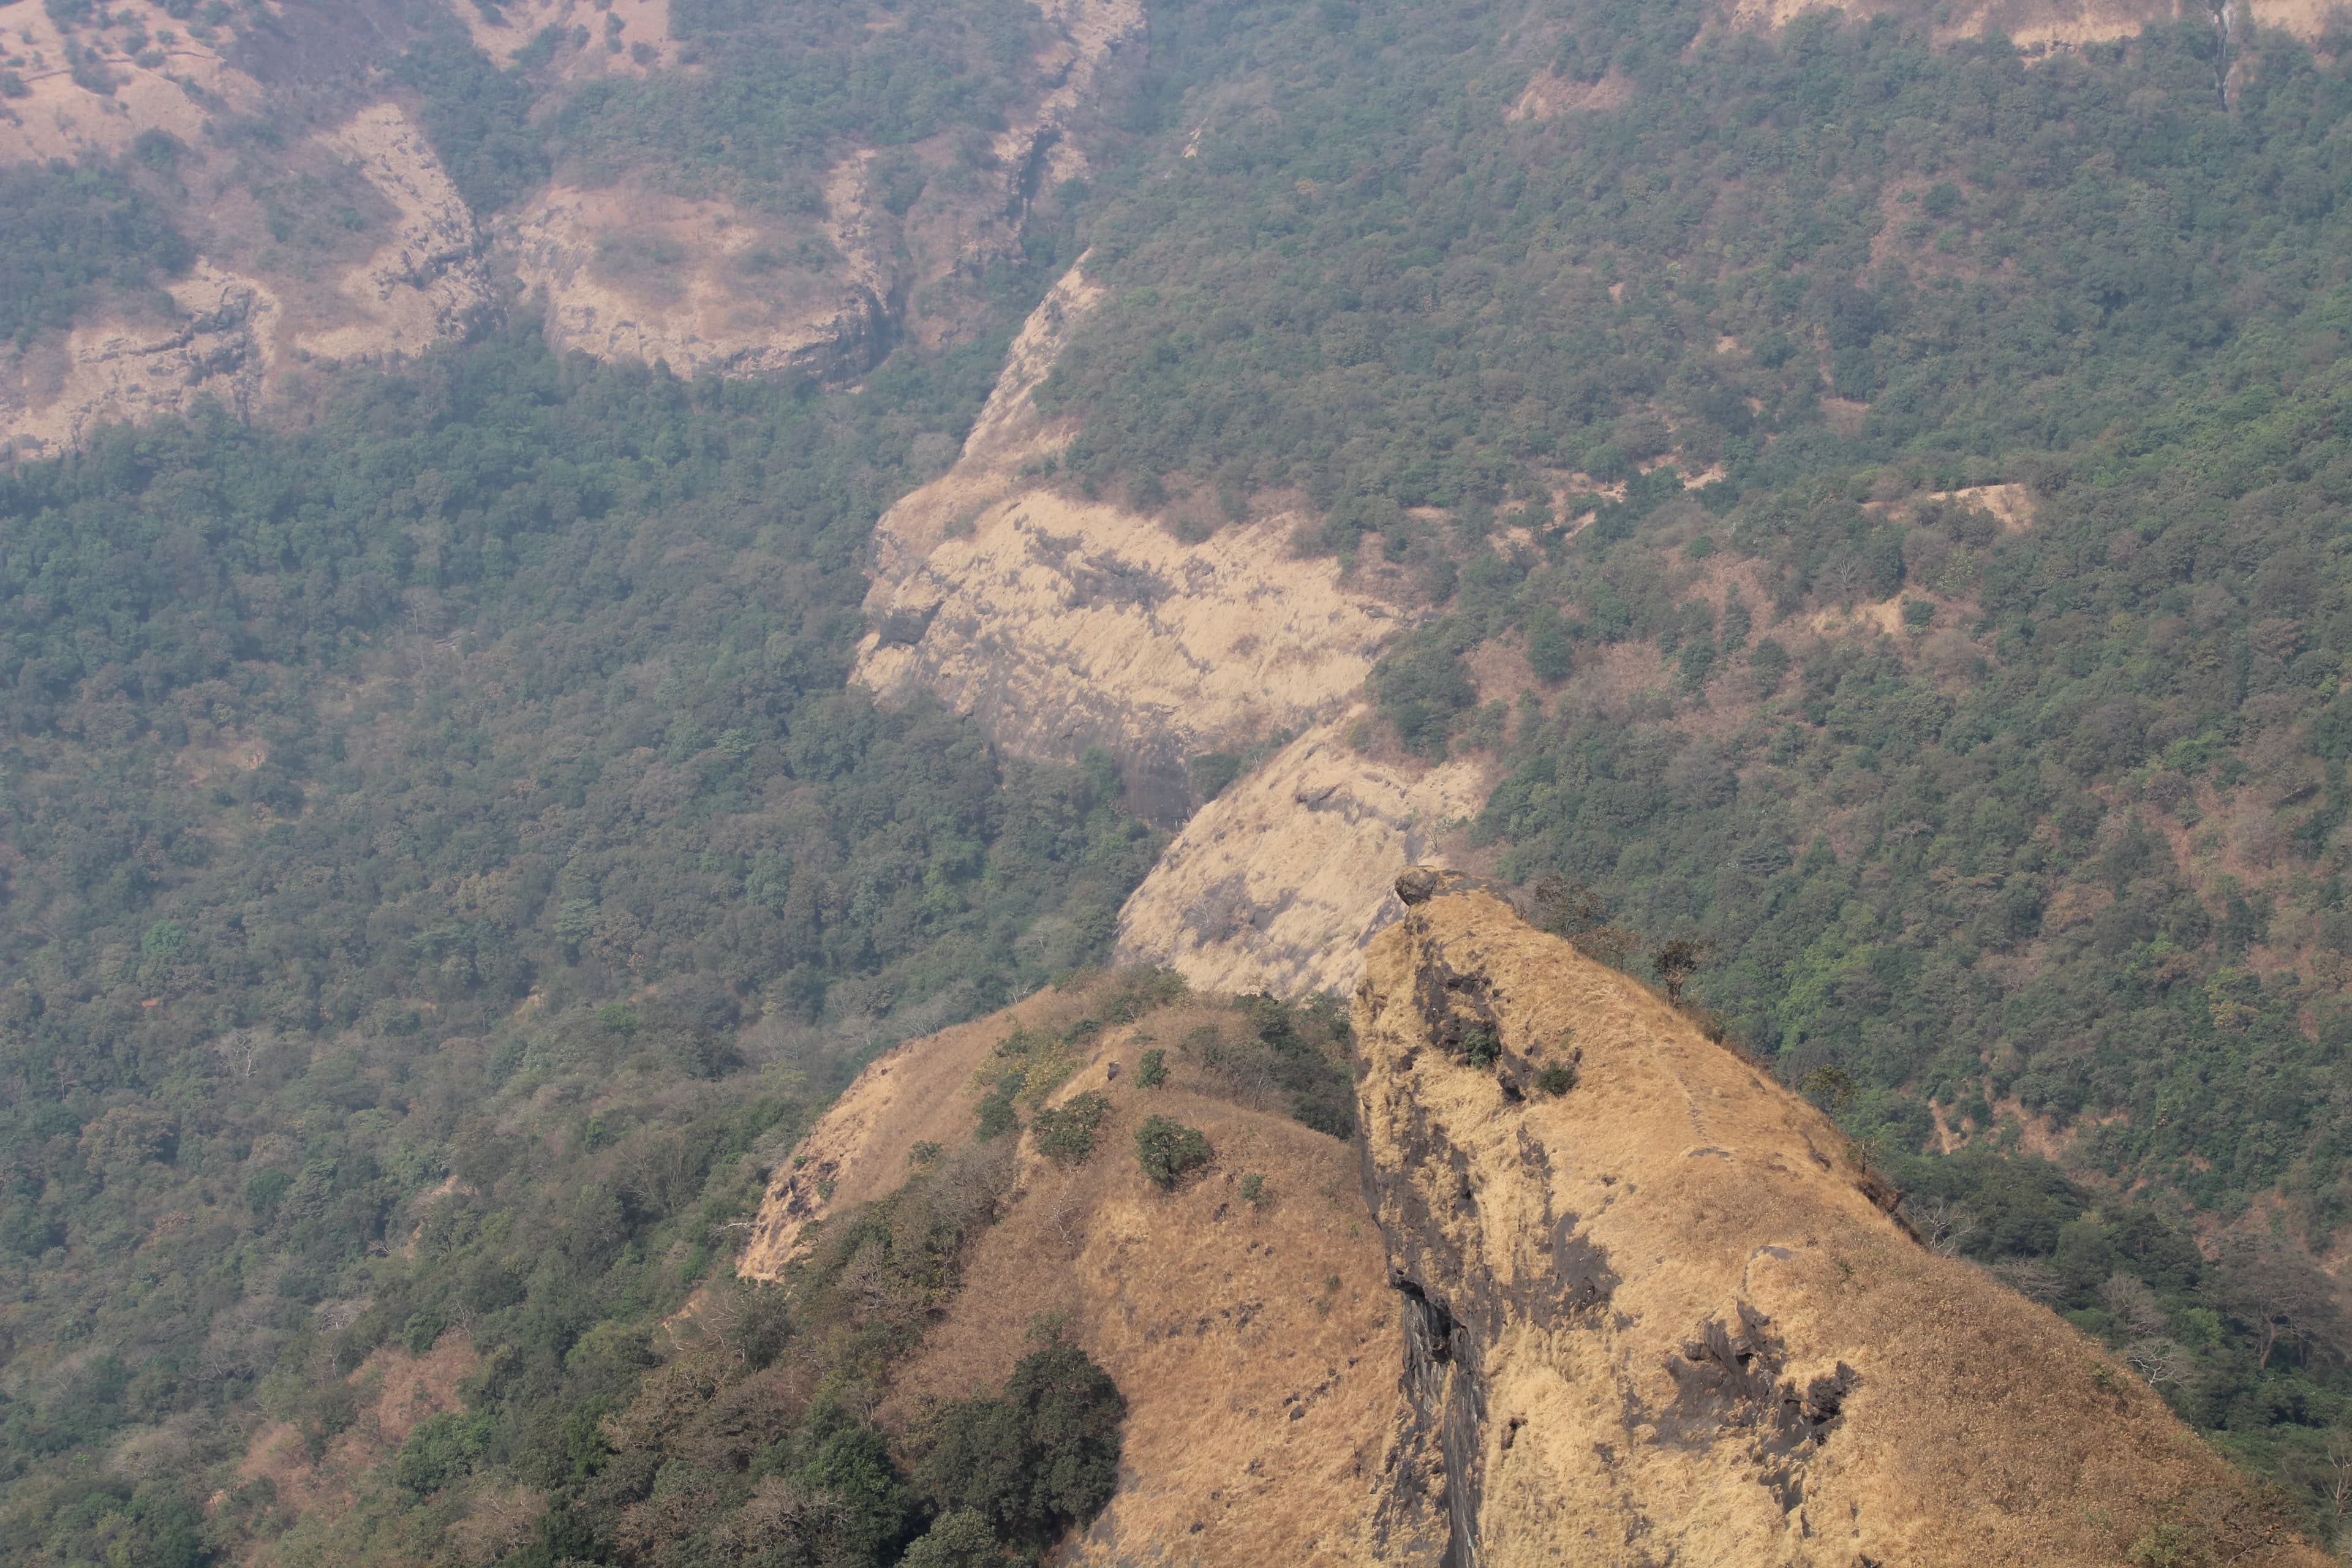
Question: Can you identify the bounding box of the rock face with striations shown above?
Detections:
[1352,879,2328,1567]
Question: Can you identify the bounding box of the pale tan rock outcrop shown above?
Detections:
[858,264,1480,992]
[858,494,1409,820]
[496,0,1139,376]
[303,103,494,363]
[1,263,281,458]
[1722,0,2337,48]
[995,0,1145,194]
[859,261,1107,586]
[856,265,1412,821]
[0,0,262,166]
[1113,714,1489,997]
[3,99,487,458]
[501,165,892,382]
[1353,885,2329,1567]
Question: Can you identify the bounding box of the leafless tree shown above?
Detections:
[2103,1272,2171,1340]
[1046,1175,1087,1259]
[697,1275,791,1368]
[2210,1235,2346,1370]
[2125,1338,2197,1387]
[208,1028,263,1080]
[2316,1428,2352,1542]
[1820,549,1871,605]
[1992,1257,2064,1305]
[1904,1194,1978,1259]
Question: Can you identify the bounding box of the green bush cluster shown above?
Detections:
[913,1339,1126,1553]
[1134,1115,1212,1188]
[0,314,1159,1558]
[1030,1090,1111,1163]
[0,157,189,346]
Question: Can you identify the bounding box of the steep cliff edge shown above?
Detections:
[1110,716,1487,997]
[1354,881,2328,1567]
[732,891,2327,1564]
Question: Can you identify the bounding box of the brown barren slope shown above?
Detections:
[1358,884,2329,1567]
[739,981,1438,1564]
[737,985,1098,1278]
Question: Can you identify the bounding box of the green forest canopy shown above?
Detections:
[6,0,2352,1558]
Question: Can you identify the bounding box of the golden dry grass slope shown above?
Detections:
[738,978,1445,1566]
[730,901,2332,1564]
[1356,883,2331,1567]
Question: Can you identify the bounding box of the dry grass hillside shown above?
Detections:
[0,0,260,165]
[728,898,2334,1565]
[739,975,1444,1565]
[1357,880,2331,1567]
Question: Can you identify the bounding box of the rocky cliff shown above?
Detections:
[1353,878,2328,1567]
[734,884,2331,1564]
[855,266,1490,994]
[0,0,496,467]
[2,0,1142,456]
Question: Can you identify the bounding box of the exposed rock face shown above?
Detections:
[500,0,1141,378]
[1722,0,2333,47]
[995,0,1143,201]
[304,102,494,363]
[1112,715,1488,996]
[1352,883,2328,1567]
[856,267,1412,823]
[859,268,1486,996]
[2,99,488,459]
[502,164,895,383]
[1,264,282,458]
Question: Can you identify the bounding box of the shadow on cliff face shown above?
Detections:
[1351,872,2327,1568]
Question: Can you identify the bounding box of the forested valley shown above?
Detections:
[7,0,2352,1561]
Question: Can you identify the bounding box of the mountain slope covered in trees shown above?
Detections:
[7,0,2352,1562]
